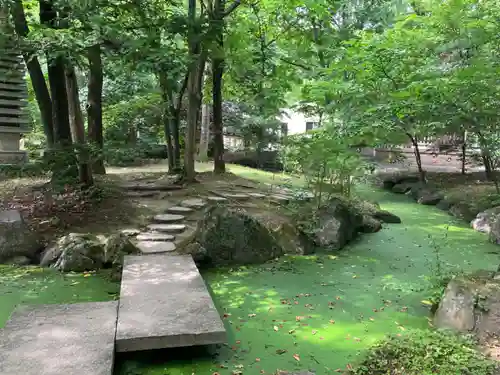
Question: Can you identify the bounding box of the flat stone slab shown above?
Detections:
[116,255,227,352]
[166,206,194,214]
[206,196,227,202]
[181,199,206,208]
[136,232,175,241]
[248,192,266,198]
[146,224,187,234]
[0,301,118,375]
[121,228,141,237]
[220,192,250,200]
[136,241,176,254]
[153,214,185,223]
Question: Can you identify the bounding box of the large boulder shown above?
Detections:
[183,206,309,266]
[372,210,402,224]
[434,272,500,360]
[417,190,443,206]
[392,183,414,194]
[472,206,500,235]
[449,203,477,223]
[381,173,420,190]
[48,233,105,272]
[305,197,363,250]
[41,232,138,272]
[0,210,42,264]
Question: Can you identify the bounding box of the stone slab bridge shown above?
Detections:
[0,190,314,375]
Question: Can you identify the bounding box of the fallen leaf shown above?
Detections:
[329,319,335,324]
[293,354,300,361]
[312,330,317,335]
[273,325,279,331]
[288,329,295,334]
[352,275,357,278]
[276,349,287,355]
[234,364,244,369]
[369,318,375,322]
[347,363,353,371]
[83,274,91,278]
[255,358,261,362]
[296,316,304,321]
[235,340,241,344]
[260,371,265,374]
[421,300,433,306]
[212,373,220,375]
[223,313,231,319]
[248,313,257,317]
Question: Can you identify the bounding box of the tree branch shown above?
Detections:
[279,57,311,71]
[223,0,241,17]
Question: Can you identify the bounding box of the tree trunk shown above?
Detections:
[212,3,225,173]
[65,64,93,187]
[87,44,105,174]
[197,103,210,161]
[158,71,175,173]
[408,133,426,183]
[11,0,54,146]
[40,0,78,184]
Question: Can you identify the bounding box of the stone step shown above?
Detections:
[180,198,206,209]
[0,82,26,92]
[146,223,187,234]
[0,116,29,125]
[136,241,176,254]
[153,214,185,223]
[166,206,194,214]
[115,255,227,352]
[0,107,24,116]
[136,232,175,241]
[0,98,27,106]
[221,192,250,200]
[0,301,118,375]
[0,90,27,99]
[206,196,228,203]
[121,182,182,191]
[248,192,266,198]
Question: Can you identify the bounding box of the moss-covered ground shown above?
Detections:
[1,166,499,375]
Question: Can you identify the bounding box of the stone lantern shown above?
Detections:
[0,7,29,164]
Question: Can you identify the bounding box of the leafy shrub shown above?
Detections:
[0,162,49,179]
[352,330,498,375]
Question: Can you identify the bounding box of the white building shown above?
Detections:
[279,108,321,135]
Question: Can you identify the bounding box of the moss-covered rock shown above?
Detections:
[184,205,310,267]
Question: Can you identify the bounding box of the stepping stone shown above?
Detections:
[181,198,206,208]
[207,196,227,202]
[271,194,292,202]
[221,193,250,200]
[147,223,187,234]
[136,241,176,254]
[166,206,194,214]
[116,255,227,352]
[136,232,175,241]
[121,182,182,191]
[153,214,185,223]
[0,301,118,375]
[121,228,141,237]
[248,192,266,198]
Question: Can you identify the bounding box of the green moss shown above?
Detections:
[0,265,119,327]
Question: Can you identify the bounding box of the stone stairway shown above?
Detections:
[0,188,301,374]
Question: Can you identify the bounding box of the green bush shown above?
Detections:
[0,162,49,179]
[352,330,497,375]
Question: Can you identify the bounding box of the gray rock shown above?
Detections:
[191,206,308,266]
[180,199,206,208]
[166,206,194,214]
[153,214,185,223]
[373,210,402,224]
[436,199,453,211]
[181,242,207,262]
[360,215,382,233]
[48,233,105,272]
[136,241,176,254]
[434,278,476,332]
[147,223,187,233]
[417,191,443,205]
[0,210,41,263]
[472,206,500,234]
[136,232,175,241]
[206,196,228,202]
[391,183,414,194]
[221,192,250,200]
[115,255,226,352]
[103,233,139,266]
[382,173,420,190]
[121,228,141,237]
[307,197,363,250]
[0,302,118,375]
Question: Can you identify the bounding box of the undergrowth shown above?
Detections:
[351,329,498,375]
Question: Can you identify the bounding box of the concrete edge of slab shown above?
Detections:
[115,330,227,352]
